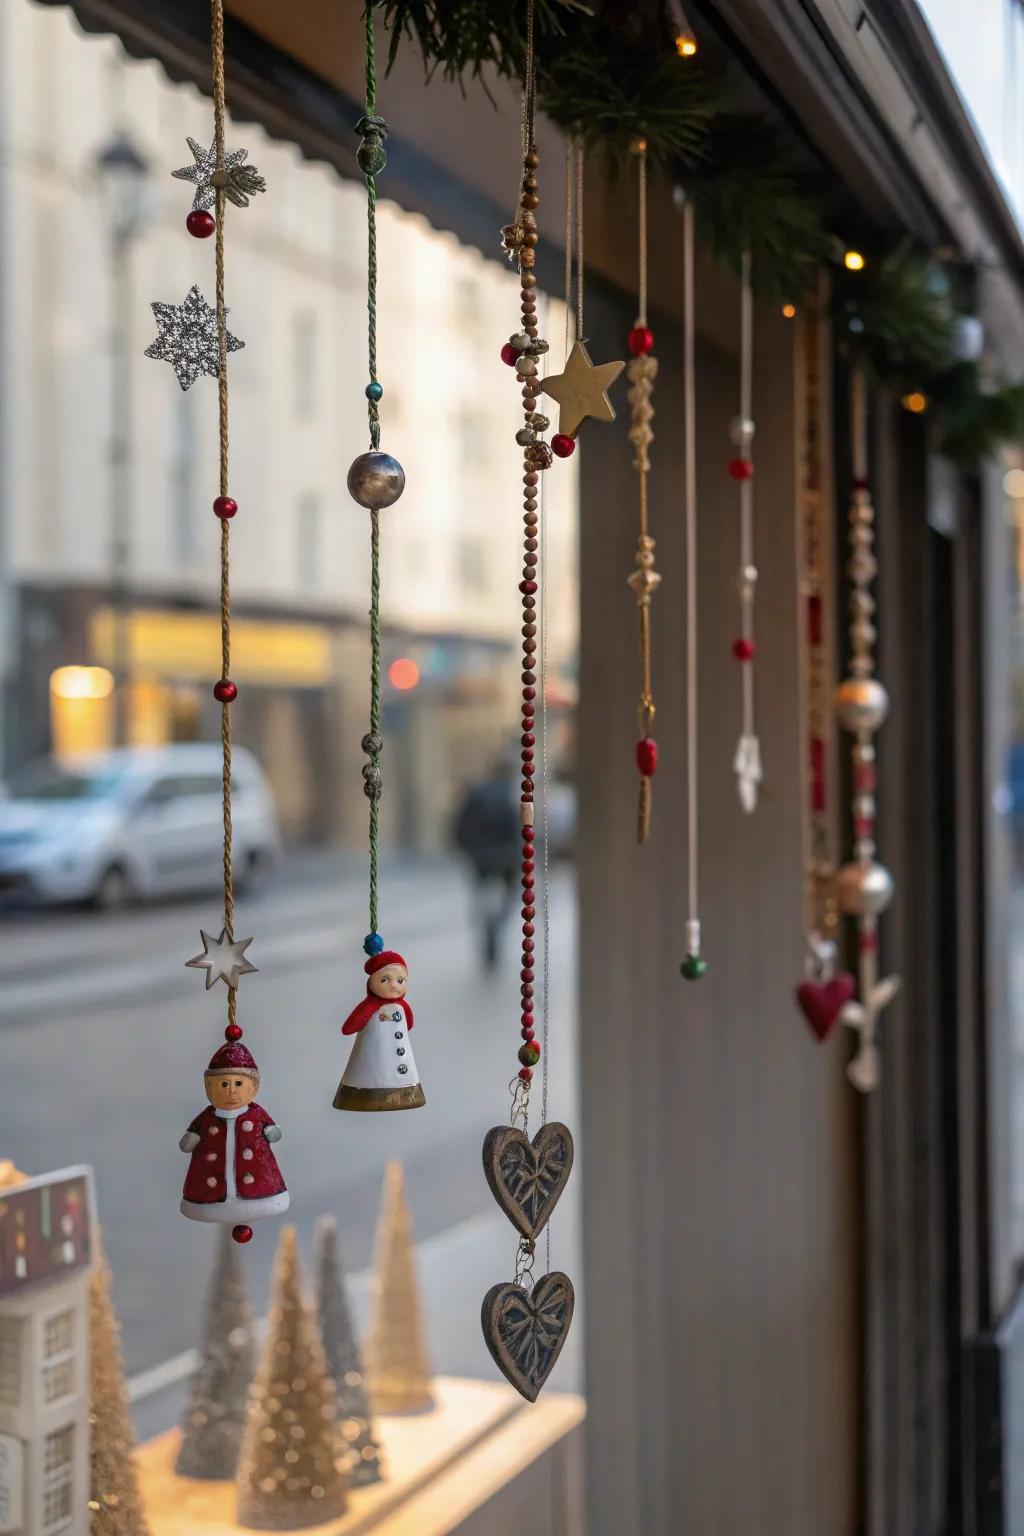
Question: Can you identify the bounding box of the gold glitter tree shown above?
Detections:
[314,1216,382,1486]
[364,1162,433,1414]
[88,1245,151,1536]
[176,1224,256,1480]
[236,1226,348,1530]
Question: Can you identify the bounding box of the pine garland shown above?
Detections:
[377,0,1024,466]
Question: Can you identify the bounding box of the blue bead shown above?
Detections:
[365,381,383,402]
[363,932,384,956]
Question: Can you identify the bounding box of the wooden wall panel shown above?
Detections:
[579,270,860,1536]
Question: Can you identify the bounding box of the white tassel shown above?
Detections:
[733,733,762,814]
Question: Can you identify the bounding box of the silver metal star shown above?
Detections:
[144,285,244,391]
[186,928,258,991]
[172,136,250,212]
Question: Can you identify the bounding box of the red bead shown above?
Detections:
[732,638,756,661]
[636,737,658,777]
[522,733,535,748]
[521,1012,534,1029]
[213,495,237,519]
[501,342,518,367]
[518,1067,533,1082]
[728,457,754,481]
[522,907,535,922]
[522,1028,536,1042]
[214,679,238,703]
[628,325,655,356]
[519,1040,541,1067]
[523,827,535,842]
[232,1224,254,1244]
[853,476,870,490]
[187,209,216,240]
[551,433,576,458]
[520,580,538,595]
[225,1023,244,1042]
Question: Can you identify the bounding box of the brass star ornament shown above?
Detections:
[186,928,258,991]
[543,340,625,439]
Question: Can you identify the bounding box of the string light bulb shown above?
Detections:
[843,249,866,272]
[668,0,698,55]
[901,391,928,414]
[782,303,797,319]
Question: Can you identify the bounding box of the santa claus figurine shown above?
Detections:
[334,950,425,1112]
[179,1032,289,1242]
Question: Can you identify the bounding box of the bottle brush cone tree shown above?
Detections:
[236,1226,348,1530]
[365,1162,434,1414]
[314,1215,383,1486]
[89,1245,151,1536]
[176,1224,256,1479]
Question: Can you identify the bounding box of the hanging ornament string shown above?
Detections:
[482,0,575,1405]
[539,285,553,1278]
[835,367,899,1092]
[333,10,422,1118]
[626,137,660,842]
[680,197,705,981]
[544,134,623,460]
[165,0,289,1248]
[730,250,762,814]
[793,282,855,1042]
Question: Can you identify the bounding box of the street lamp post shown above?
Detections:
[94,130,150,748]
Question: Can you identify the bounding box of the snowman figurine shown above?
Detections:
[334,949,425,1112]
[179,1032,289,1241]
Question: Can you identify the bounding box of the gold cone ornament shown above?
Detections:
[365,1162,433,1414]
[89,1243,151,1536]
[236,1227,348,1530]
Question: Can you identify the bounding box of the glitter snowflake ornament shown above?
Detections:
[172,136,265,212]
[145,285,244,391]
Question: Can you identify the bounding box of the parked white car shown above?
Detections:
[0,744,281,908]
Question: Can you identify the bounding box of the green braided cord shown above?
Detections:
[365,4,380,451]
[368,507,381,933]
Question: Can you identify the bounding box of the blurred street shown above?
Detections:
[0,853,580,1432]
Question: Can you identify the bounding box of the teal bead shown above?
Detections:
[365,381,383,402]
[680,953,707,981]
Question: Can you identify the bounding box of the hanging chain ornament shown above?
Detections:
[679,197,706,981]
[625,139,661,842]
[334,7,423,1115]
[537,134,624,455]
[482,0,574,1403]
[793,284,855,1041]
[154,0,289,1245]
[835,367,900,1091]
[730,250,762,813]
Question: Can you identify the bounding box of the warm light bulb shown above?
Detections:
[844,249,866,272]
[901,391,928,414]
[49,665,115,700]
[388,657,420,691]
[1003,468,1024,498]
[782,303,797,319]
[675,33,698,56]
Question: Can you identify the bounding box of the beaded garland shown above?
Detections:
[481,0,575,1404]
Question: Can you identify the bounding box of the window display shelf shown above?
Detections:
[137,1375,585,1536]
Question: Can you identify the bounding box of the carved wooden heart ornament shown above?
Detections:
[482,1122,574,1240]
[482,1271,575,1402]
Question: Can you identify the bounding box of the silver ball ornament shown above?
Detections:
[835,676,889,735]
[347,451,406,510]
[837,859,895,916]
[729,415,756,447]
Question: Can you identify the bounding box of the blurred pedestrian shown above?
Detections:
[453,758,520,971]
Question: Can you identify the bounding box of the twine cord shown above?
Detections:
[211,0,235,1027]
[363,4,383,932]
[683,200,699,945]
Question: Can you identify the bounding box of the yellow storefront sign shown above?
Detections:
[90,608,332,687]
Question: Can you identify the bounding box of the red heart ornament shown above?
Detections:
[795,972,856,1042]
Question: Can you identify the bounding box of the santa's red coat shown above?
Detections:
[342,992,414,1035]
[181,1103,286,1206]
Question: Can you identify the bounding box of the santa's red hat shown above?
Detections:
[364,950,407,976]
[205,1041,259,1077]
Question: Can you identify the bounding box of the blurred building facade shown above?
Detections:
[0,0,578,847]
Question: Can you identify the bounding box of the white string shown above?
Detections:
[737,249,758,812]
[683,199,700,956]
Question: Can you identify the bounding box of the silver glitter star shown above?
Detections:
[144,285,244,391]
[186,928,258,991]
[172,135,249,212]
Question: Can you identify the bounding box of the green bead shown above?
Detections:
[356,141,387,176]
[365,381,383,402]
[680,954,707,981]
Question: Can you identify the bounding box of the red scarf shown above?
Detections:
[341,988,414,1036]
